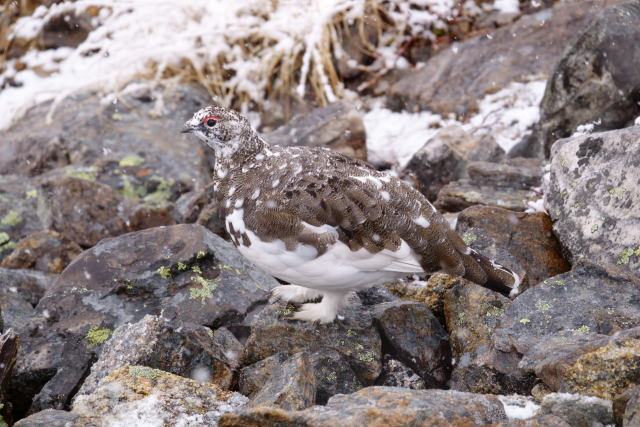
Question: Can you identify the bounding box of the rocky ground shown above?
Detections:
[1,1,640,426]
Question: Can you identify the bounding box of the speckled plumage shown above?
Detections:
[183,106,520,323]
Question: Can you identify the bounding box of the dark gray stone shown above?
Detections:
[539,393,614,427]
[534,2,640,156]
[372,301,451,387]
[377,355,426,390]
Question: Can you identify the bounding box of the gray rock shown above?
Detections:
[76,315,240,398]
[0,330,19,425]
[0,267,54,307]
[1,230,82,274]
[539,393,614,427]
[308,348,362,404]
[455,206,570,292]
[493,261,640,358]
[466,159,543,190]
[72,366,248,426]
[388,0,621,117]
[9,224,278,415]
[372,301,451,387]
[264,101,367,161]
[13,409,95,427]
[624,386,640,426]
[534,2,640,157]
[220,387,509,426]
[242,352,316,410]
[435,179,539,213]
[545,127,640,275]
[377,355,426,390]
[243,302,382,384]
[520,327,640,400]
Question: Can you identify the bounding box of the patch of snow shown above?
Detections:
[525,197,546,213]
[464,79,547,153]
[634,115,640,126]
[572,119,602,136]
[493,0,520,14]
[498,395,540,420]
[363,108,454,167]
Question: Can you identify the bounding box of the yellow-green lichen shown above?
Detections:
[143,176,174,208]
[129,366,164,379]
[119,176,147,200]
[207,328,214,340]
[25,189,38,199]
[346,329,357,337]
[456,312,466,326]
[536,300,551,311]
[196,251,206,259]
[519,318,531,324]
[157,266,172,278]
[357,351,377,363]
[325,371,338,382]
[189,275,219,303]
[0,232,15,251]
[571,325,590,333]
[277,303,296,316]
[1,210,22,227]
[177,262,187,271]
[617,247,640,265]
[86,327,113,347]
[608,187,627,199]
[119,154,145,167]
[191,265,202,274]
[591,224,599,233]
[218,264,243,275]
[462,232,477,246]
[485,306,504,317]
[66,166,97,182]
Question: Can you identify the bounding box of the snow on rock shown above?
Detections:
[498,395,540,420]
[364,79,546,166]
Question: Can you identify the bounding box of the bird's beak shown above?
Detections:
[181,126,193,134]
[181,118,198,134]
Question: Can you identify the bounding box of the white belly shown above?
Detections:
[226,209,424,291]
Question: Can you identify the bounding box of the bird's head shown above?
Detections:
[182,106,254,158]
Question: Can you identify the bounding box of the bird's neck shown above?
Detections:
[213,130,269,176]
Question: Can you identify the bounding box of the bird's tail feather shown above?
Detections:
[459,247,521,297]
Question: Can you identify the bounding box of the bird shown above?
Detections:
[182,106,521,324]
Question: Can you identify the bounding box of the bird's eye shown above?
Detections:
[202,115,221,127]
[206,118,216,127]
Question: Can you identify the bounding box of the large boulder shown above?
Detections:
[219,387,509,426]
[532,1,640,157]
[388,0,621,118]
[545,127,640,274]
[9,224,278,416]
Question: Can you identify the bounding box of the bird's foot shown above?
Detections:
[290,302,338,324]
[270,284,322,304]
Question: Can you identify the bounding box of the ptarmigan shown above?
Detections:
[182,106,520,323]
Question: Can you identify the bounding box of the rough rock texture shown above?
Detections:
[494,262,640,357]
[0,267,54,307]
[533,1,640,156]
[0,86,210,187]
[455,206,570,291]
[307,349,363,404]
[377,356,426,390]
[538,393,614,427]
[388,0,621,117]
[466,159,543,190]
[243,302,382,384]
[13,409,95,427]
[624,386,640,426]
[401,126,504,200]
[76,315,239,398]
[241,351,316,410]
[0,230,81,274]
[435,180,539,213]
[545,127,640,275]
[0,175,48,261]
[264,101,367,161]
[9,224,278,416]
[372,301,451,387]
[71,366,248,426]
[0,330,19,425]
[444,283,510,359]
[219,387,508,426]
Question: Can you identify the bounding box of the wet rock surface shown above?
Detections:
[455,206,570,291]
[9,224,278,416]
[219,387,509,426]
[388,0,620,117]
[533,2,640,156]
[546,127,640,275]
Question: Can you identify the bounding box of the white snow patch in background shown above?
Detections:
[493,0,520,14]
[572,119,601,136]
[498,395,540,420]
[634,115,640,126]
[464,80,547,153]
[525,197,546,213]
[363,108,455,167]
[364,79,546,166]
